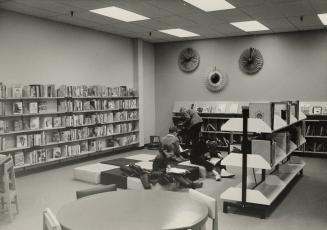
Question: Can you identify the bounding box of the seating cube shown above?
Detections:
[101,158,140,167]
[74,163,118,184]
[178,161,207,178]
[125,153,156,162]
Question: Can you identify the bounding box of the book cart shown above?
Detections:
[220,101,306,218]
[0,83,139,175]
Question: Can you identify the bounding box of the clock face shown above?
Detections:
[178,48,200,72]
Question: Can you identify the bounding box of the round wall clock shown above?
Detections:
[178,48,200,72]
[239,47,264,75]
[206,69,228,92]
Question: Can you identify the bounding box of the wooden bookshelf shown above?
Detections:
[0,83,139,174]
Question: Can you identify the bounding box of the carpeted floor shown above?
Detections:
[0,149,326,230]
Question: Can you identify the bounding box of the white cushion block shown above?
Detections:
[178,161,207,178]
[126,153,156,162]
[135,161,153,170]
[74,163,118,184]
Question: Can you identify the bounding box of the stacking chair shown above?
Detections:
[0,157,19,221]
[76,184,117,199]
[43,208,62,230]
[189,189,218,230]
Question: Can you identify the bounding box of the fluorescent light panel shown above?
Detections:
[90,6,149,22]
[318,13,327,25]
[159,28,200,37]
[230,20,269,32]
[184,0,235,12]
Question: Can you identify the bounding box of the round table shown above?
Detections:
[57,190,208,230]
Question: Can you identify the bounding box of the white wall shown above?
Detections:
[142,41,156,144]
[0,10,134,87]
[155,30,327,136]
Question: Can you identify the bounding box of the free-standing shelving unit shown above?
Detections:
[0,83,139,174]
[220,100,306,218]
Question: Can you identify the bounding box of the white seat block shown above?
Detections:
[135,161,153,170]
[74,163,118,184]
[126,153,156,162]
[127,177,144,190]
[178,161,207,178]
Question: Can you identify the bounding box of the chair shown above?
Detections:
[43,208,62,230]
[147,135,161,150]
[76,184,117,199]
[189,189,218,230]
[0,157,19,221]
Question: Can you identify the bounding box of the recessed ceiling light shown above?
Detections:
[90,6,149,22]
[318,13,327,25]
[159,28,200,37]
[230,20,269,32]
[183,0,235,12]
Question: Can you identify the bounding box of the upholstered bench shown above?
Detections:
[74,163,119,184]
[101,158,140,166]
[178,161,207,178]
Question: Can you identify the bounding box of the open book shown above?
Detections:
[209,157,221,166]
[166,167,189,175]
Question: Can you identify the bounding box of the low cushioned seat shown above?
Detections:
[100,168,144,190]
[178,160,207,178]
[135,161,153,171]
[101,158,140,167]
[125,154,156,162]
[74,163,118,184]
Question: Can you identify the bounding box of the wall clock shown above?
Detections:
[206,69,228,92]
[239,47,264,75]
[178,48,200,72]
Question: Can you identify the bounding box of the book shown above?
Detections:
[14,119,23,131]
[14,152,25,166]
[38,102,48,113]
[13,102,23,114]
[43,117,53,129]
[12,87,23,98]
[0,120,5,133]
[249,102,272,128]
[30,117,40,130]
[89,141,97,151]
[252,139,276,166]
[16,135,28,148]
[229,103,239,113]
[53,147,61,158]
[209,157,221,166]
[29,102,38,114]
[53,117,62,128]
[269,132,289,153]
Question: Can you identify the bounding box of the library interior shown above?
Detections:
[0,1,327,230]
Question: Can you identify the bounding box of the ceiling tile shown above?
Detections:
[215,23,248,34]
[183,25,226,36]
[288,15,324,27]
[13,0,84,15]
[48,14,99,28]
[241,3,284,19]
[260,18,296,29]
[181,12,225,26]
[277,0,316,17]
[0,0,59,17]
[227,0,265,7]
[208,8,253,23]
[132,19,171,30]
[146,0,203,14]
[92,23,133,34]
[298,26,325,31]
[309,0,327,13]
[156,15,198,28]
[272,27,299,33]
[50,0,111,11]
[73,11,123,25]
[104,0,173,19]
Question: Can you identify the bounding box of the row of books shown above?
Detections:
[12,134,138,167]
[301,104,327,115]
[0,99,137,116]
[0,83,137,98]
[305,124,327,136]
[58,99,137,112]
[304,141,327,153]
[0,111,138,133]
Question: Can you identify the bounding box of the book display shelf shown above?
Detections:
[297,102,327,157]
[220,101,306,218]
[172,101,248,151]
[0,83,139,174]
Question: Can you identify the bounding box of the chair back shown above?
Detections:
[189,189,218,230]
[2,158,16,192]
[76,184,117,199]
[43,208,62,230]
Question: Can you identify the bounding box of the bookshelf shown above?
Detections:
[296,102,327,157]
[172,101,247,151]
[0,83,139,174]
[220,101,306,218]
